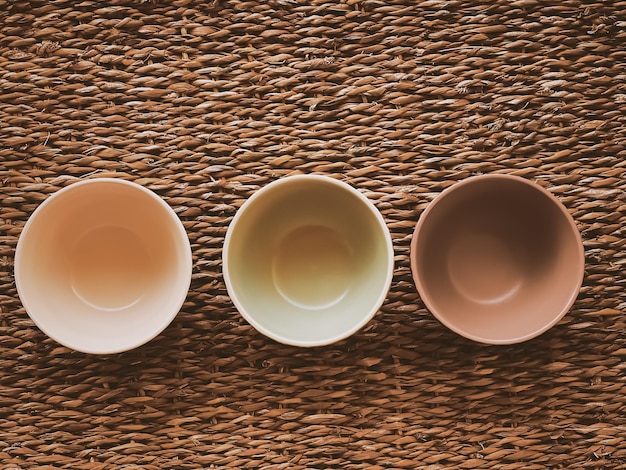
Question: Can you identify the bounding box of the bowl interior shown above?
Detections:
[412,176,583,343]
[225,177,392,346]
[15,180,191,353]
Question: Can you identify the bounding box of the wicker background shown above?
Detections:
[1,0,625,468]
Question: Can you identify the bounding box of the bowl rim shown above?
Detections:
[14,177,193,354]
[410,173,585,345]
[222,174,395,347]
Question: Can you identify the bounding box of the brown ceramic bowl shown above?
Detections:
[411,174,584,344]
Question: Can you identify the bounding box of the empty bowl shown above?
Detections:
[410,174,584,344]
[14,178,192,354]
[223,175,394,347]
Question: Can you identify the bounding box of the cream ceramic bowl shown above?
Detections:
[223,175,394,346]
[14,178,192,354]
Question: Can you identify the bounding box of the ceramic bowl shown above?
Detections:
[411,174,584,344]
[15,178,192,354]
[223,175,394,346]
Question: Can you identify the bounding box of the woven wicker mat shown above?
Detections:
[1,0,625,468]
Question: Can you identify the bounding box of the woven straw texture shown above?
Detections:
[1,0,625,468]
